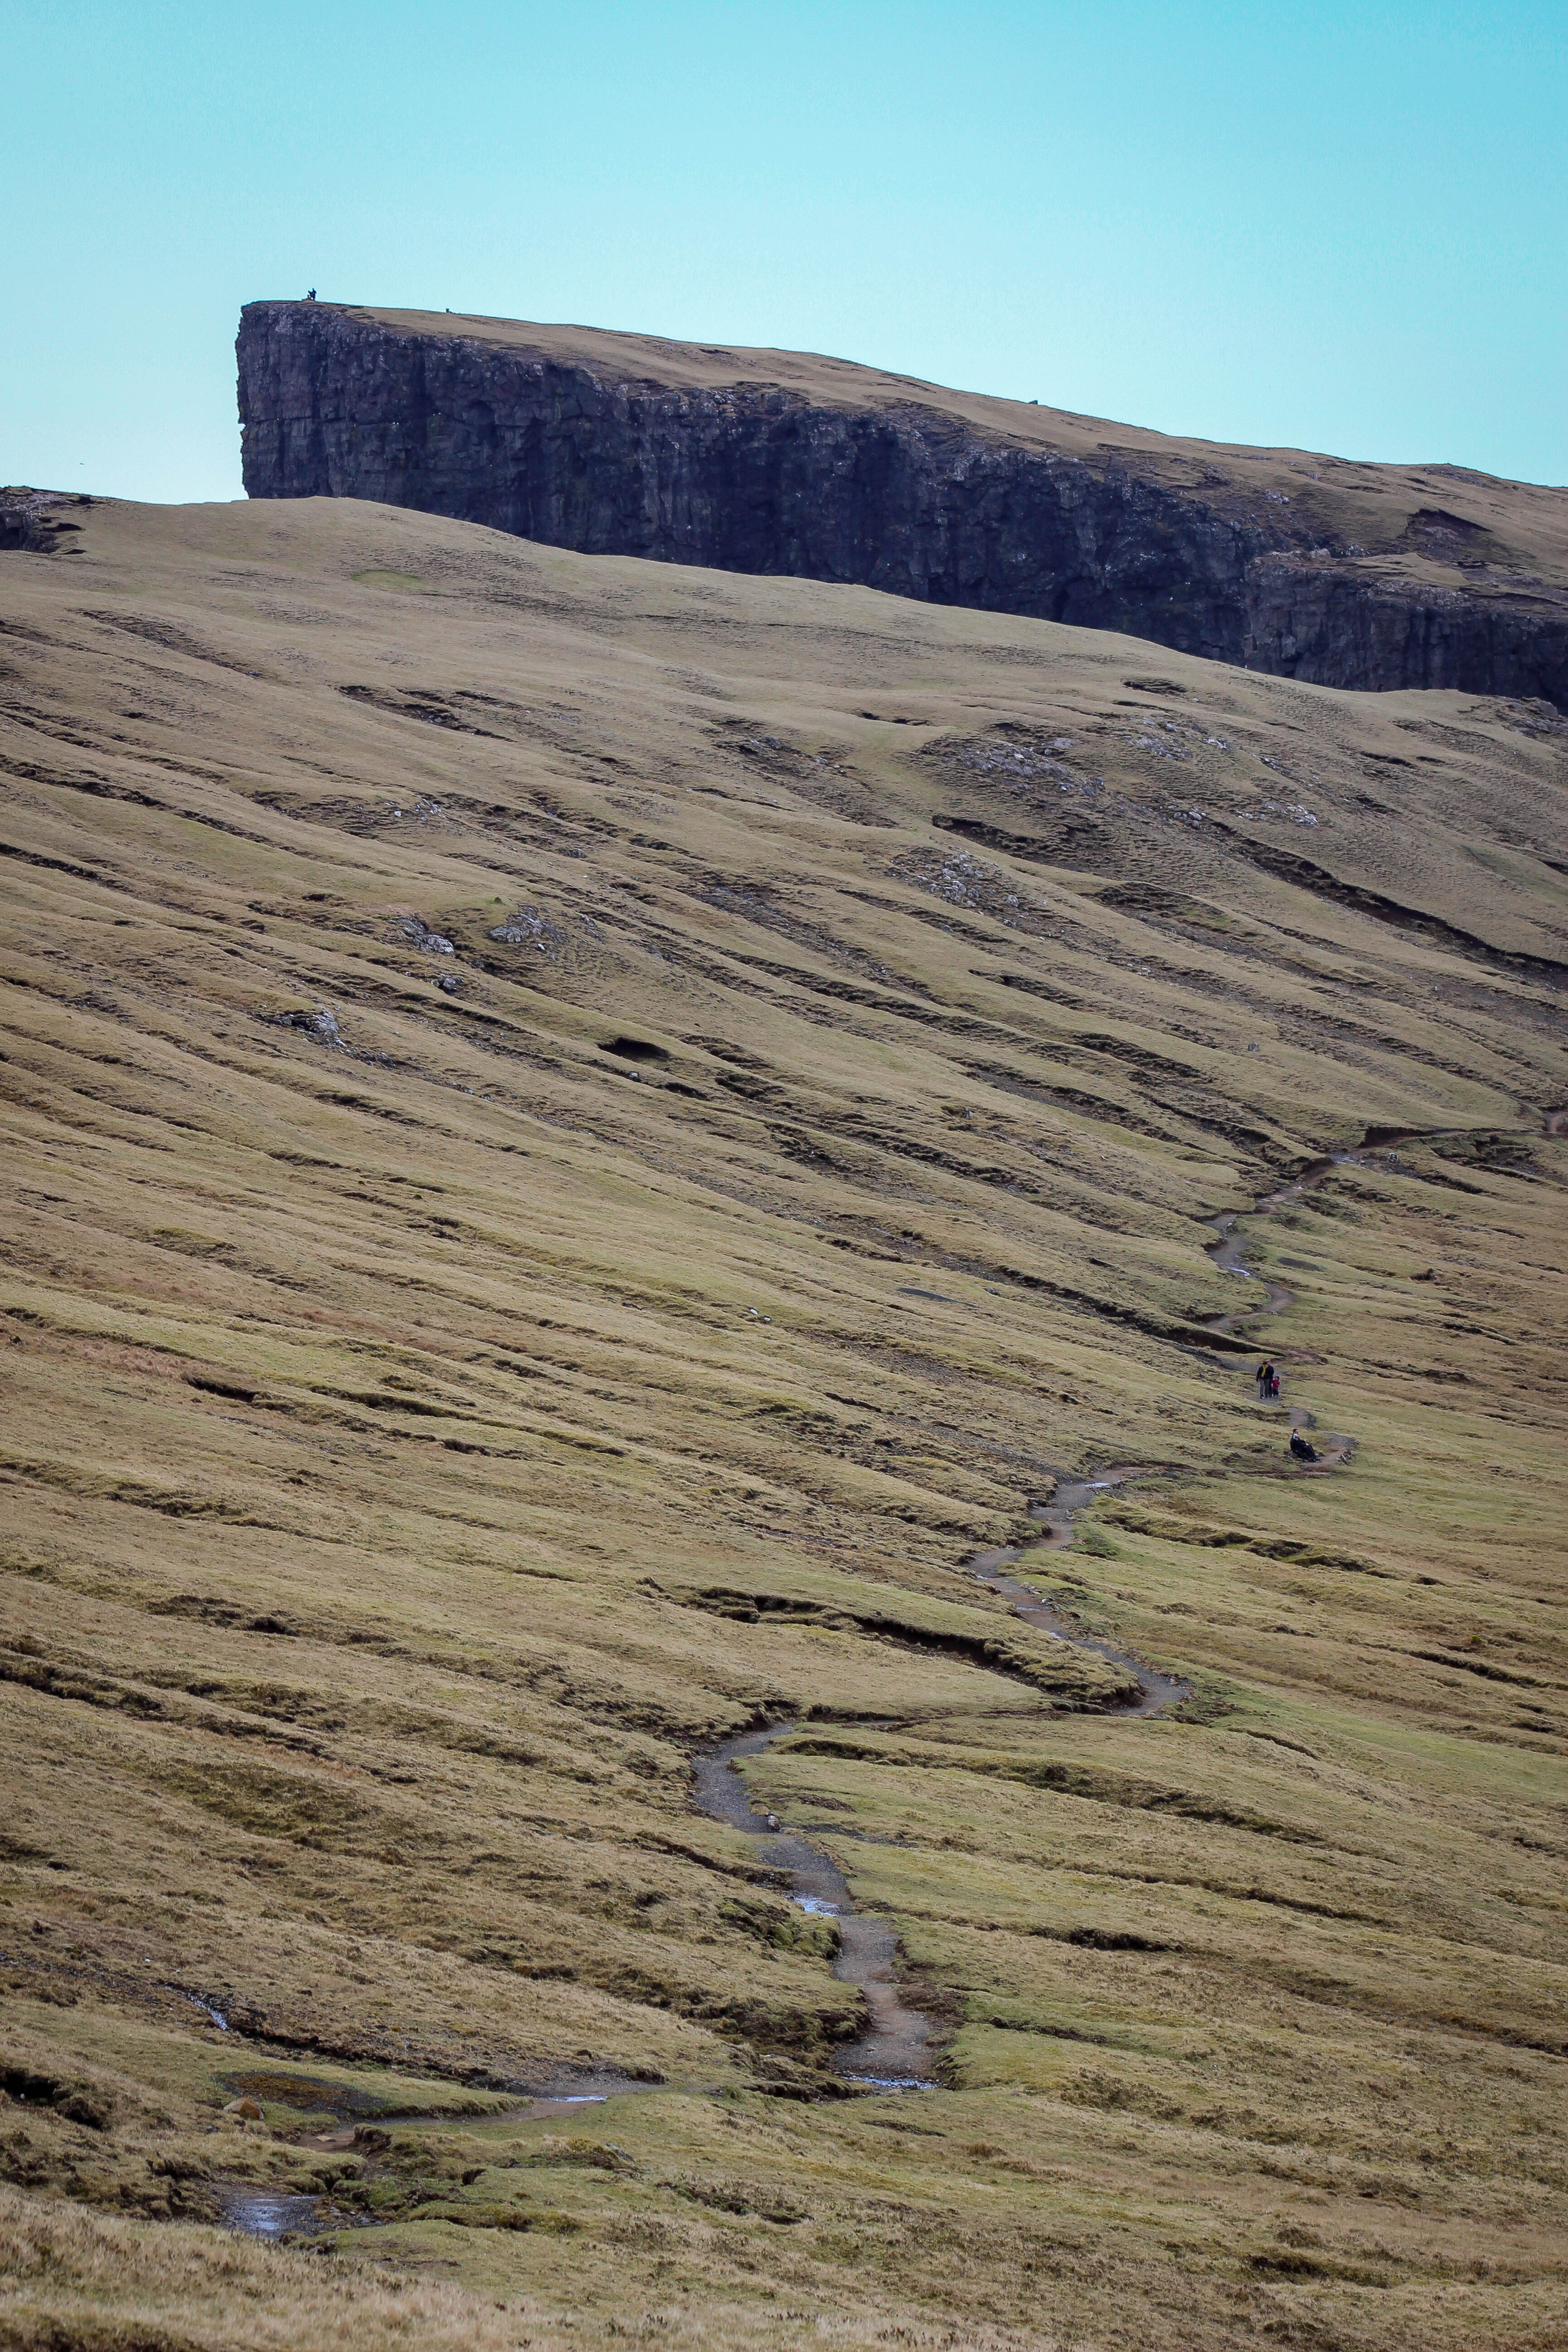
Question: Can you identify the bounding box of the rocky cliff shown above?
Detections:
[0,489,92,554]
[237,301,1568,708]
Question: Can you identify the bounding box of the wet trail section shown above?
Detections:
[210,2069,661,2241]
[694,1730,936,2089]
[691,1465,1198,2089]
[690,1144,1384,2085]
[219,1147,1387,2229]
[970,1470,1192,1715]
[1203,1153,1367,1468]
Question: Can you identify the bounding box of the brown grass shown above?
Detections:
[0,495,1564,2349]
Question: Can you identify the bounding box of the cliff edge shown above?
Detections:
[237,300,1568,706]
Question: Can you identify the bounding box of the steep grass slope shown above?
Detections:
[1,497,1565,2350]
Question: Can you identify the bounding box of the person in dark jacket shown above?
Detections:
[1257,1362,1275,1401]
[1290,1428,1319,1462]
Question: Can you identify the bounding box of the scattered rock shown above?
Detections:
[395,915,456,954]
[274,1005,347,1049]
[489,906,565,955]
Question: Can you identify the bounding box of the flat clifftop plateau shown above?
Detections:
[236,299,1568,709]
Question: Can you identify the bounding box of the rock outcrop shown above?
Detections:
[1,489,92,554]
[237,302,1568,708]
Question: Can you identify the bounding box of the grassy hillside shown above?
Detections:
[1,496,1565,2351]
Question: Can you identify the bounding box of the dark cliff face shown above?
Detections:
[237,303,1568,710]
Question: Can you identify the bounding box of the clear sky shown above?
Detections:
[4,0,1564,501]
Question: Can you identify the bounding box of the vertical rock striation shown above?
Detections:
[237,302,1568,709]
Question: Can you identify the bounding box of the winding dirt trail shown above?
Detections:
[970,1471,1192,1715]
[688,1142,1392,2082]
[213,1122,1553,2222]
[1208,1113,1555,1464]
[694,1730,936,2088]
[690,1464,1199,2088]
[1203,1153,1369,1468]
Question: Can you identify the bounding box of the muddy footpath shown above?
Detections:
[687,1142,1395,2085]
[216,1149,1380,2232]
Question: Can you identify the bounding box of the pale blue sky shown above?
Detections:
[4,1,1564,500]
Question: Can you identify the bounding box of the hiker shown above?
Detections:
[1269,1369,1282,1399]
[306,288,317,301]
[1289,1429,1319,1463]
[1257,1361,1274,1401]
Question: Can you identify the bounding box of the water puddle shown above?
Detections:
[211,2185,325,2241]
[211,2074,664,2242]
[514,2092,610,2122]
[376,2072,653,2130]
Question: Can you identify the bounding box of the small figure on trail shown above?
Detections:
[1269,1370,1281,1399]
[1257,1361,1275,1401]
[306,288,317,301]
[1290,1429,1319,1463]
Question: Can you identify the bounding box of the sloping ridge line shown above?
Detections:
[235,302,1568,711]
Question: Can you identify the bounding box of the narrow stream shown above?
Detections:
[211,2068,663,2239]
